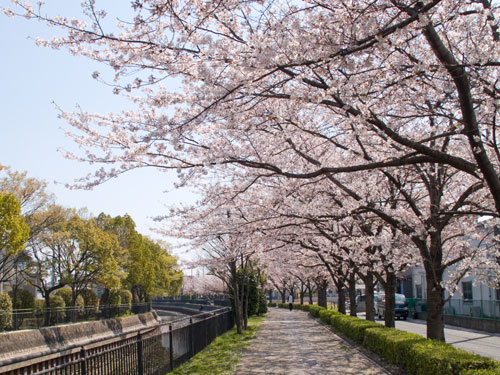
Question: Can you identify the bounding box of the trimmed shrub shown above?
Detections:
[101,289,121,306]
[308,305,324,317]
[364,326,499,375]
[0,291,13,331]
[299,304,312,312]
[9,288,35,310]
[34,299,45,314]
[80,288,98,306]
[257,290,268,315]
[267,302,277,307]
[462,369,500,375]
[319,309,339,325]
[406,339,498,375]
[48,295,66,324]
[119,289,133,311]
[330,315,381,343]
[364,327,425,367]
[55,288,73,307]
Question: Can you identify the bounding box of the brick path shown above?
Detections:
[235,308,389,375]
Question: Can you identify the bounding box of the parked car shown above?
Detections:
[376,293,409,320]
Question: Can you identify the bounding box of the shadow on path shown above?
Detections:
[235,308,389,375]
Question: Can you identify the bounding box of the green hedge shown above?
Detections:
[0,292,12,331]
[462,370,500,375]
[119,289,133,311]
[406,339,498,375]
[80,288,98,306]
[330,314,381,343]
[267,302,277,307]
[281,301,500,375]
[9,289,35,310]
[299,304,312,312]
[308,305,323,317]
[319,309,338,324]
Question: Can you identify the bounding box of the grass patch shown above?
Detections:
[169,315,266,375]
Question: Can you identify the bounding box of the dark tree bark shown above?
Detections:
[384,272,396,328]
[363,271,375,321]
[337,284,346,314]
[307,281,314,304]
[229,261,243,334]
[348,273,357,317]
[423,234,446,341]
[299,281,306,305]
[317,280,328,308]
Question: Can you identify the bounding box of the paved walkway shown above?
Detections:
[235,308,389,375]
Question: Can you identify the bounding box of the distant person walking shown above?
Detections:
[288,294,293,311]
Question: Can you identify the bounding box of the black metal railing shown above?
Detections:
[7,303,151,331]
[0,307,234,375]
[155,297,231,307]
[407,298,500,321]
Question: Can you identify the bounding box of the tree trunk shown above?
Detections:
[424,241,445,341]
[268,289,273,304]
[384,271,396,328]
[337,286,346,314]
[317,282,327,308]
[300,282,305,305]
[348,273,357,317]
[230,262,243,334]
[426,279,445,341]
[242,275,249,330]
[307,282,313,304]
[71,288,78,323]
[280,290,286,303]
[364,272,375,321]
[44,294,51,326]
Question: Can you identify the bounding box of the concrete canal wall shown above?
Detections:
[0,311,162,366]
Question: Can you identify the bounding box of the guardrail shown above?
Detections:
[407,298,500,321]
[6,303,151,331]
[0,307,234,375]
[154,297,231,307]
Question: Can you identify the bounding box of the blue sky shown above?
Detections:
[0,1,196,258]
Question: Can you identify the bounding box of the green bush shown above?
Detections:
[101,289,121,306]
[0,291,13,331]
[364,326,499,375]
[364,327,425,367]
[462,369,500,375]
[9,288,35,310]
[80,288,98,306]
[319,309,339,324]
[55,288,73,307]
[119,289,133,311]
[308,305,324,317]
[257,290,268,315]
[406,340,498,375]
[267,302,277,307]
[299,304,311,312]
[330,315,381,343]
[48,295,66,324]
[34,299,45,314]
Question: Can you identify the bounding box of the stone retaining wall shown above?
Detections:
[0,311,162,366]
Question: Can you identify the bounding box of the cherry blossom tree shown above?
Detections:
[6,0,500,341]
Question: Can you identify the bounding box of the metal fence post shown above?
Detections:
[80,348,87,375]
[169,324,174,371]
[189,318,193,356]
[137,332,144,375]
